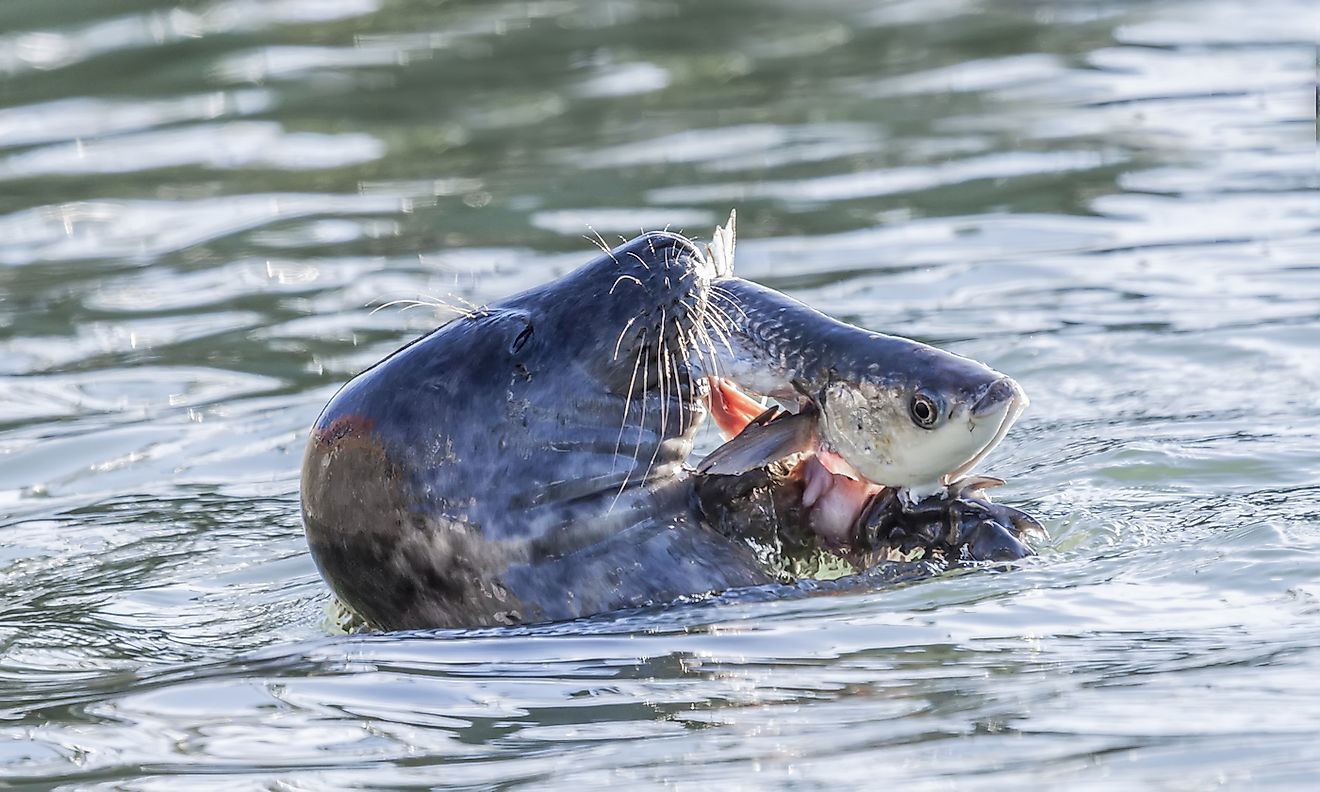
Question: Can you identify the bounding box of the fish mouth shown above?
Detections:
[971,377,1019,418]
[941,379,1028,486]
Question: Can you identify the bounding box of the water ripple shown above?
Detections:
[0,0,1314,787]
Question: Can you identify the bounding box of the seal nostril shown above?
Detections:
[510,324,534,354]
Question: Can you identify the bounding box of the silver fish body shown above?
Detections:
[696,276,1028,500]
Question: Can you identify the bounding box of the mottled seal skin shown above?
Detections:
[301,233,771,630]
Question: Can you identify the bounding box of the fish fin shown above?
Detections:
[705,210,737,276]
[948,475,1005,499]
[709,377,772,438]
[697,407,817,476]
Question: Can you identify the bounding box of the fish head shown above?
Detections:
[815,342,1028,500]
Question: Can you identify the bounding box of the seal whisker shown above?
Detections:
[704,300,736,338]
[673,318,697,426]
[583,226,617,264]
[705,323,735,360]
[676,296,718,386]
[705,292,745,359]
[709,283,742,308]
[369,298,430,314]
[617,334,652,506]
[680,295,714,365]
[666,329,686,431]
[694,328,716,381]
[665,323,681,434]
[608,329,653,513]
[709,285,750,322]
[613,315,640,361]
[694,320,723,384]
[703,305,737,357]
[656,308,669,456]
[641,309,672,485]
[369,295,479,319]
[613,326,648,477]
[609,274,645,295]
[666,317,687,433]
[698,288,739,336]
[448,293,484,312]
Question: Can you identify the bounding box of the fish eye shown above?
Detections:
[910,393,940,429]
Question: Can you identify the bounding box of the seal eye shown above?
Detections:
[910,394,939,429]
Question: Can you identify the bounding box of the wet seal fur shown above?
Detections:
[302,233,775,630]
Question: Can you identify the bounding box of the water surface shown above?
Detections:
[1,0,1317,787]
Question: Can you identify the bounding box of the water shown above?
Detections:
[1,0,1316,786]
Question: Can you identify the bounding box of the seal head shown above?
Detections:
[301,233,770,630]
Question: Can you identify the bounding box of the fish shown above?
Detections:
[694,306,1028,546]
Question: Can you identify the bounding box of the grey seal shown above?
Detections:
[301,220,1031,630]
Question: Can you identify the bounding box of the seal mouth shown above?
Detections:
[702,379,871,545]
[705,375,1028,546]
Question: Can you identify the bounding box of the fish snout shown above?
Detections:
[971,377,1024,419]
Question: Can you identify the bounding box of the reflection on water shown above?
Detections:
[0,0,1316,787]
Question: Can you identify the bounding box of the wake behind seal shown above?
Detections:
[301,216,1039,630]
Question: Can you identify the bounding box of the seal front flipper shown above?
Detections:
[697,406,818,476]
